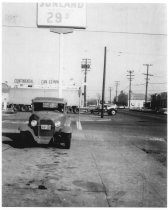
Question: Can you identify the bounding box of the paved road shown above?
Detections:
[2,111,167,207]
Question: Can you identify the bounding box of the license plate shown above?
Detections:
[41,125,51,130]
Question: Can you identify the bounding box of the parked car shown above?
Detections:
[88,105,97,113]
[18,97,72,149]
[90,104,117,116]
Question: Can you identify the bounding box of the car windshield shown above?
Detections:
[33,102,64,113]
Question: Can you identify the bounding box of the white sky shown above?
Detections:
[2,2,167,101]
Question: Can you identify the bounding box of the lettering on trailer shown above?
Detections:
[37,2,86,28]
[41,80,59,85]
[14,79,33,83]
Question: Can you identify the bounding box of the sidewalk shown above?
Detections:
[2,111,112,122]
[69,113,112,122]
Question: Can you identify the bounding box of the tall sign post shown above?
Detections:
[37,3,86,98]
[50,28,73,98]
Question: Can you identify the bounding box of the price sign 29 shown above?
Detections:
[47,12,69,23]
[37,3,86,28]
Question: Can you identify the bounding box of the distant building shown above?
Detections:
[130,93,150,110]
[151,92,167,111]
[2,83,10,110]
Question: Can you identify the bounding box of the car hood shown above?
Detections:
[32,111,66,122]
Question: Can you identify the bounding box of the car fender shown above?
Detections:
[18,124,34,136]
[108,108,117,112]
[60,126,72,134]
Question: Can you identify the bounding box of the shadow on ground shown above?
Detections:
[131,138,167,167]
[2,132,66,149]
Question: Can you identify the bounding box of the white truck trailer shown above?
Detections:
[7,87,79,113]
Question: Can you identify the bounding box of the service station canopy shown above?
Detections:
[37,3,86,28]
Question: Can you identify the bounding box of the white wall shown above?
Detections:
[2,93,9,110]
[130,99,144,109]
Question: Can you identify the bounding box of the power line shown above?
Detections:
[122,85,129,91]
[149,82,167,85]
[133,83,145,86]
[2,25,37,29]
[76,29,167,36]
[3,25,167,36]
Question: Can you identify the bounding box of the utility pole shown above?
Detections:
[101,46,107,118]
[114,81,120,103]
[109,87,113,104]
[127,70,134,108]
[81,59,91,107]
[143,64,153,103]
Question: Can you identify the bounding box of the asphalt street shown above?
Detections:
[2,110,167,207]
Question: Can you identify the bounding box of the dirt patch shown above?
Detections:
[38,185,47,190]
[141,148,167,166]
[73,180,104,192]
[110,191,126,203]
[157,171,167,178]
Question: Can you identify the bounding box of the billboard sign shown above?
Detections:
[37,3,86,28]
[14,79,33,84]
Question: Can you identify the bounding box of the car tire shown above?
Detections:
[18,131,28,148]
[19,131,34,148]
[64,133,71,149]
[108,109,116,116]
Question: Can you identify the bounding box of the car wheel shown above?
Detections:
[111,109,116,115]
[63,133,71,149]
[108,109,116,116]
[19,131,34,147]
[18,131,28,147]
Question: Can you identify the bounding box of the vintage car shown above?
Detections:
[90,104,117,116]
[18,97,72,149]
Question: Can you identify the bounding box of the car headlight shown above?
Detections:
[31,120,37,127]
[55,121,61,127]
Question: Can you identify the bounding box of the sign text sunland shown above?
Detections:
[37,3,86,28]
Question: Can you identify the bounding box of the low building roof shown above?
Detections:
[131,93,150,100]
[32,97,66,103]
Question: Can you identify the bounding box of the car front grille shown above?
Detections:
[39,119,55,137]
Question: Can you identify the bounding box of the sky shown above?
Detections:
[2,2,167,101]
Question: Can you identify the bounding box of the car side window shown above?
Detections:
[58,103,64,113]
